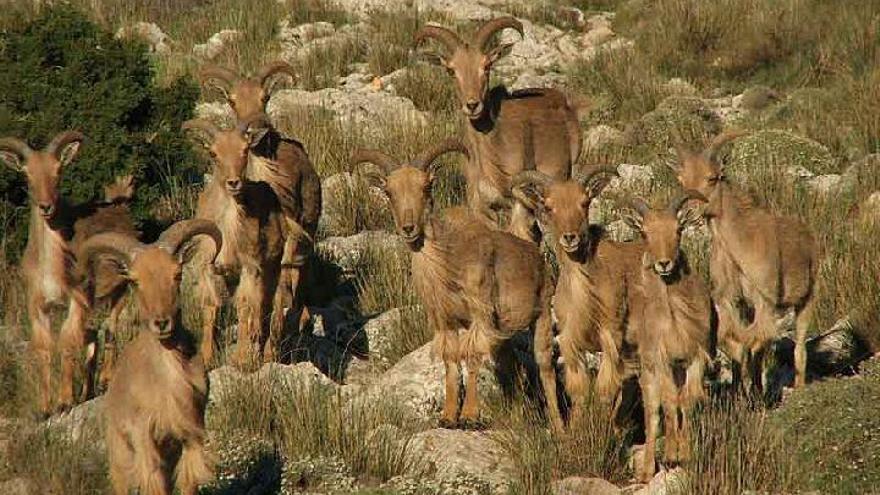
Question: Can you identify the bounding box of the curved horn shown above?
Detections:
[574,165,619,187]
[668,189,708,214]
[474,16,524,52]
[511,170,554,192]
[629,197,651,217]
[199,65,239,91]
[257,61,296,88]
[704,129,747,163]
[182,119,221,139]
[413,138,469,172]
[350,149,400,175]
[414,25,464,53]
[0,137,34,159]
[46,131,85,156]
[156,218,223,263]
[78,232,143,274]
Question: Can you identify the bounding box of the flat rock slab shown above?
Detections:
[553,476,621,495]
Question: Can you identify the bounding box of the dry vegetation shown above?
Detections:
[1,0,879,493]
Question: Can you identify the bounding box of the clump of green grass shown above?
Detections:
[772,357,880,493]
[208,369,425,491]
[6,418,108,493]
[567,46,666,126]
[287,0,351,27]
[365,8,448,77]
[393,63,460,115]
[682,396,796,495]
[295,34,366,90]
[497,394,631,494]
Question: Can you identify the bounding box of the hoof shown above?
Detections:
[438,417,458,429]
[458,417,487,431]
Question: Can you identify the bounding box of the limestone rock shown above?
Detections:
[410,428,514,493]
[115,22,171,54]
[554,476,621,495]
[193,30,243,60]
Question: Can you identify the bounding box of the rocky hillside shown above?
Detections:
[2,0,880,493]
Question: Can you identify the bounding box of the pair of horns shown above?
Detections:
[511,165,620,193]
[350,138,469,175]
[199,62,297,91]
[629,190,708,217]
[181,112,270,138]
[414,16,524,53]
[80,219,222,273]
[0,131,85,160]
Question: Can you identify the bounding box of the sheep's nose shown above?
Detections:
[226,179,242,190]
[561,233,578,245]
[38,203,54,216]
[465,100,480,112]
[656,259,672,271]
[401,224,417,236]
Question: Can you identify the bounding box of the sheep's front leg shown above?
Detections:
[29,298,53,417]
[234,267,263,370]
[678,358,706,464]
[557,333,590,425]
[132,427,172,495]
[58,297,89,412]
[638,369,660,483]
[659,370,680,465]
[436,328,461,428]
[107,426,133,495]
[794,298,814,388]
[175,441,213,495]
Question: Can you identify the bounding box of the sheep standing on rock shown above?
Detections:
[200,62,323,352]
[351,139,563,431]
[622,193,716,482]
[511,166,641,422]
[183,115,286,368]
[79,219,221,495]
[0,132,138,416]
[415,17,581,243]
[671,131,818,391]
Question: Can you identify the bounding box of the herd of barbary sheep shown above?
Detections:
[0,16,818,494]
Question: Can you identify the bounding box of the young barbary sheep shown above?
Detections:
[671,131,817,390]
[200,62,322,344]
[622,193,716,482]
[414,17,581,242]
[0,132,138,415]
[79,219,221,495]
[511,167,640,421]
[350,140,563,430]
[182,115,286,368]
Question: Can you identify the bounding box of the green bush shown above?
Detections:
[0,6,200,259]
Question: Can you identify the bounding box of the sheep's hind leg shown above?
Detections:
[438,329,461,428]
[794,298,815,388]
[638,370,660,483]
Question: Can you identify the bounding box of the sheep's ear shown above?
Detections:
[584,175,613,199]
[246,126,269,149]
[58,141,82,169]
[0,151,23,172]
[486,43,515,65]
[622,211,643,232]
[677,205,704,229]
[362,170,387,190]
[417,51,450,68]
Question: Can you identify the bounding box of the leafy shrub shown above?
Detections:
[0,6,200,259]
